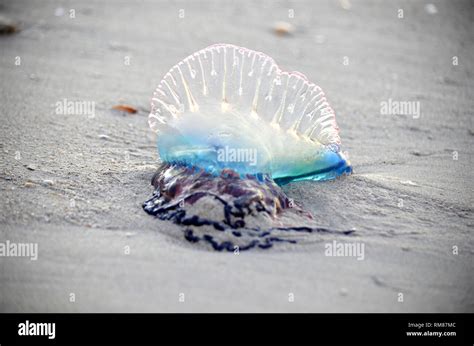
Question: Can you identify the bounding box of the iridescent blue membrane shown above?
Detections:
[157,135,351,185]
[274,152,352,185]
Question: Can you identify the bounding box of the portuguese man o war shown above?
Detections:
[143,44,353,251]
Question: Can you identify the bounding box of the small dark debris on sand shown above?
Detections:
[0,15,19,35]
[112,104,138,114]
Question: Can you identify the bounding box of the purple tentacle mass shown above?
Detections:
[143,164,354,251]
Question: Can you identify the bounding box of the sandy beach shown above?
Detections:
[0,0,473,312]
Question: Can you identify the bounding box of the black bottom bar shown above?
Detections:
[1,313,472,345]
